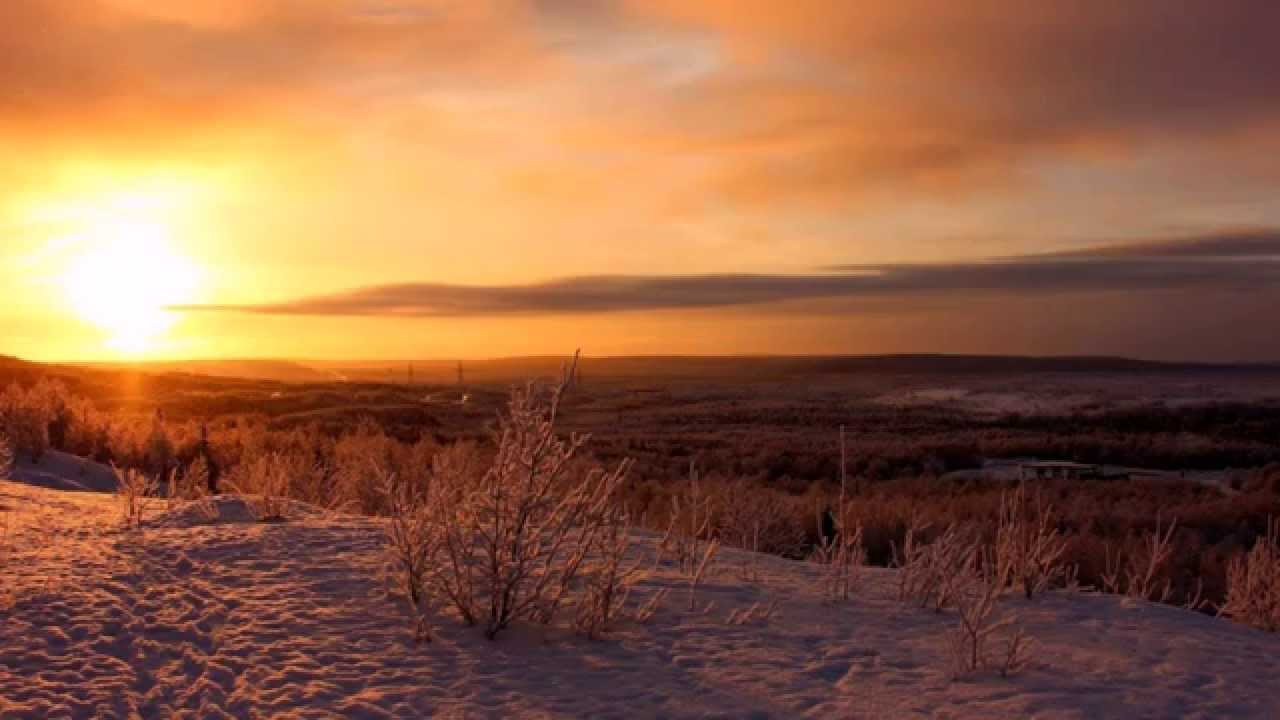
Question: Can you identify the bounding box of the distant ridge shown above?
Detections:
[308,354,1280,383]
[4,353,1278,385]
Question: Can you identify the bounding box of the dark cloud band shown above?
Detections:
[177,230,1280,317]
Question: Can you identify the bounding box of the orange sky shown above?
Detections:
[3,1,1280,362]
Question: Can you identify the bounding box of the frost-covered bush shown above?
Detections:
[0,384,49,463]
[893,522,978,612]
[383,470,441,643]
[995,484,1069,600]
[1100,516,1177,603]
[226,453,293,522]
[1219,520,1280,632]
[811,518,864,603]
[656,469,721,610]
[115,467,160,528]
[384,355,634,640]
[575,507,644,639]
[948,558,1035,678]
[0,434,13,478]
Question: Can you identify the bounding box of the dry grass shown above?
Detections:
[947,556,1001,676]
[995,483,1069,600]
[1100,515,1177,602]
[114,466,159,528]
[169,457,211,504]
[1219,518,1280,631]
[659,465,715,576]
[684,538,720,611]
[655,466,722,611]
[726,598,780,627]
[575,508,645,639]
[810,426,866,603]
[633,588,668,625]
[811,519,864,603]
[894,522,978,612]
[887,516,1040,679]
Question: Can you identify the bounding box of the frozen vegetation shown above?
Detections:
[2,472,1279,718]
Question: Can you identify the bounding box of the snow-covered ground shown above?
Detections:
[2,477,1279,719]
[10,450,119,493]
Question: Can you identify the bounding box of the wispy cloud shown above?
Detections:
[7,1,1280,202]
[179,230,1280,317]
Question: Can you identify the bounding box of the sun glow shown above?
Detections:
[57,195,201,355]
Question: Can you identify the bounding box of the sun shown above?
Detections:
[59,212,200,355]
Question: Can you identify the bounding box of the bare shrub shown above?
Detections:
[810,427,866,602]
[0,434,13,478]
[655,465,722,610]
[0,383,50,463]
[997,623,1036,678]
[1218,519,1280,631]
[226,453,293,522]
[115,466,159,528]
[948,560,1001,676]
[410,443,481,625]
[948,552,1035,678]
[575,508,644,639]
[811,519,864,603]
[937,536,981,610]
[893,522,978,612]
[660,464,715,577]
[1100,516,1177,602]
[685,537,720,610]
[170,457,211,505]
[382,471,440,643]
[893,521,930,604]
[995,483,1069,600]
[410,355,633,640]
[333,423,401,515]
[710,476,808,559]
[143,412,175,478]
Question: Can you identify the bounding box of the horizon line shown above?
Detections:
[13,352,1280,369]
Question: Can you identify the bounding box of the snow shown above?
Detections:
[2,476,1279,719]
[10,450,118,493]
[143,496,325,529]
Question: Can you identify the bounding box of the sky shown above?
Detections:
[2,1,1279,362]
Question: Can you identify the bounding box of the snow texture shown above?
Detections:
[1,476,1278,719]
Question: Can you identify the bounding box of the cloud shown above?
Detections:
[632,1,1280,136]
[1044,231,1280,259]
[8,0,1280,204]
[178,230,1280,317]
[0,1,551,143]
[611,1,1280,205]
